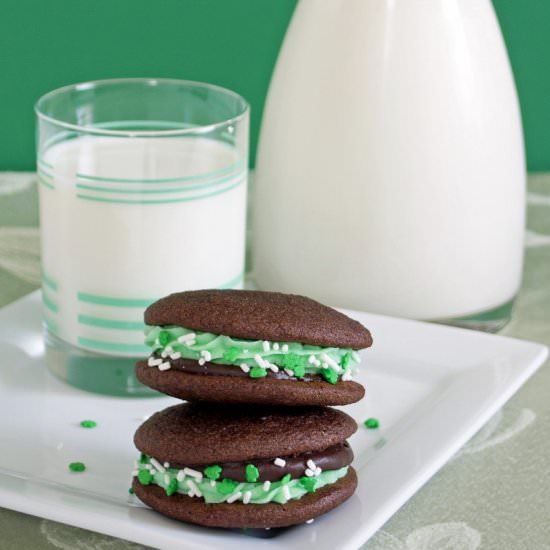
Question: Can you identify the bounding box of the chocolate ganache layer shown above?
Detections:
[163,442,353,482]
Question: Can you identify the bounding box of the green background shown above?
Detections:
[1,0,549,171]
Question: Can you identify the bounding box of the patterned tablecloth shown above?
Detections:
[1,172,549,550]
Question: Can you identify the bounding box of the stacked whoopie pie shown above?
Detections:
[132,290,372,528]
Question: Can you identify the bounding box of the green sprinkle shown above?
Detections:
[128,487,134,494]
[165,477,178,496]
[291,363,306,378]
[158,330,170,346]
[139,452,148,464]
[341,352,351,368]
[300,477,317,493]
[217,478,238,495]
[79,420,97,428]
[279,353,304,371]
[321,368,338,384]
[204,464,222,480]
[280,473,291,484]
[250,366,268,378]
[138,469,153,485]
[364,417,380,429]
[245,464,260,482]
[68,462,86,472]
[222,346,241,362]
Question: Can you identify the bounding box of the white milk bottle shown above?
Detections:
[253,0,525,331]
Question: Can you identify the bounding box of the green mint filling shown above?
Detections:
[135,455,348,505]
[144,325,360,383]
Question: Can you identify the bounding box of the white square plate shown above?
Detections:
[0,291,546,550]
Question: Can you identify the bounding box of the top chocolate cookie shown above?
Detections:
[145,290,372,349]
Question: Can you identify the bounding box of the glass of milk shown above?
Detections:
[35,79,249,396]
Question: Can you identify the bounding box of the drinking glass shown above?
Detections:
[35,78,249,396]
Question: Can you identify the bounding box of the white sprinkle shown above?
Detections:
[351,351,361,363]
[131,469,138,477]
[176,470,185,482]
[282,485,291,501]
[268,362,279,373]
[163,462,170,468]
[305,468,315,477]
[321,353,342,372]
[315,467,322,476]
[150,458,165,473]
[149,469,156,475]
[281,344,289,353]
[273,343,280,351]
[284,368,294,377]
[262,341,271,352]
[314,359,321,367]
[308,355,317,364]
[187,490,194,497]
[158,362,171,371]
[306,459,316,470]
[186,339,196,346]
[321,363,329,369]
[177,333,196,343]
[183,467,203,481]
[146,464,155,471]
[227,491,242,503]
[201,350,212,361]
[274,457,286,467]
[169,352,182,360]
[210,480,216,487]
[342,371,353,381]
[198,358,206,366]
[263,481,271,491]
[240,363,250,373]
[306,518,314,524]
[161,349,169,358]
[243,349,249,353]
[186,479,202,497]
[243,490,252,504]
[148,357,163,367]
[165,345,173,353]
[164,474,170,485]
[254,354,266,368]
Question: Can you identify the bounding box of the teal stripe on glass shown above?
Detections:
[78,315,145,330]
[75,170,245,195]
[38,175,55,191]
[41,271,58,291]
[42,291,58,313]
[75,160,244,184]
[77,293,155,307]
[37,157,54,169]
[76,176,245,205]
[43,316,59,335]
[218,271,244,289]
[78,337,149,354]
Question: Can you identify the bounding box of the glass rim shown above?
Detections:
[35,78,250,137]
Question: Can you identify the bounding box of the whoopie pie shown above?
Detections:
[132,403,358,528]
[136,289,372,406]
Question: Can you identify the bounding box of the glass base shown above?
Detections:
[435,298,515,333]
[45,331,158,397]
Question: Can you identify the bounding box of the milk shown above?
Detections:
[39,136,247,355]
[253,0,525,321]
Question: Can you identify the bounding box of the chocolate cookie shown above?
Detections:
[137,289,372,406]
[132,403,358,528]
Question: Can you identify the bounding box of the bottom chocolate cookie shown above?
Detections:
[133,467,357,528]
[136,361,365,406]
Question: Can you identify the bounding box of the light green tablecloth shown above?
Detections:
[1,172,549,550]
